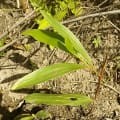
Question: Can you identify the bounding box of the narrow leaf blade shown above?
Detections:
[23,29,68,52]
[11,63,86,90]
[25,93,92,106]
[36,110,51,119]
[40,10,93,67]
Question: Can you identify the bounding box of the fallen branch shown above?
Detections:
[63,9,120,24]
[90,81,120,95]
[0,37,24,52]
[0,10,36,40]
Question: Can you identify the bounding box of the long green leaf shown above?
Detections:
[25,93,92,106]
[11,63,86,90]
[40,10,93,67]
[36,110,51,119]
[14,114,34,120]
[23,29,68,52]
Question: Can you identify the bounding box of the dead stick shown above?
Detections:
[62,9,120,24]
[90,81,120,95]
[0,10,35,40]
[0,37,24,52]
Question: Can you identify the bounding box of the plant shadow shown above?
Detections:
[0,73,28,84]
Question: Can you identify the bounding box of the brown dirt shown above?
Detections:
[0,0,120,120]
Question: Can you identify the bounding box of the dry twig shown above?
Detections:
[0,37,24,52]
[0,10,36,40]
[107,19,120,32]
[90,81,120,95]
[63,9,120,24]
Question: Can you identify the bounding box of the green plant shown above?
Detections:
[11,10,96,107]
[30,0,82,29]
[14,110,51,120]
[0,37,6,57]
[92,36,101,48]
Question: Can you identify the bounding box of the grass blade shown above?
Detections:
[40,10,93,67]
[11,63,86,90]
[25,93,92,106]
[23,29,68,52]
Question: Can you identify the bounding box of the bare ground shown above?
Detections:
[0,0,120,120]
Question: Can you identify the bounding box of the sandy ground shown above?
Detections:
[0,0,120,120]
